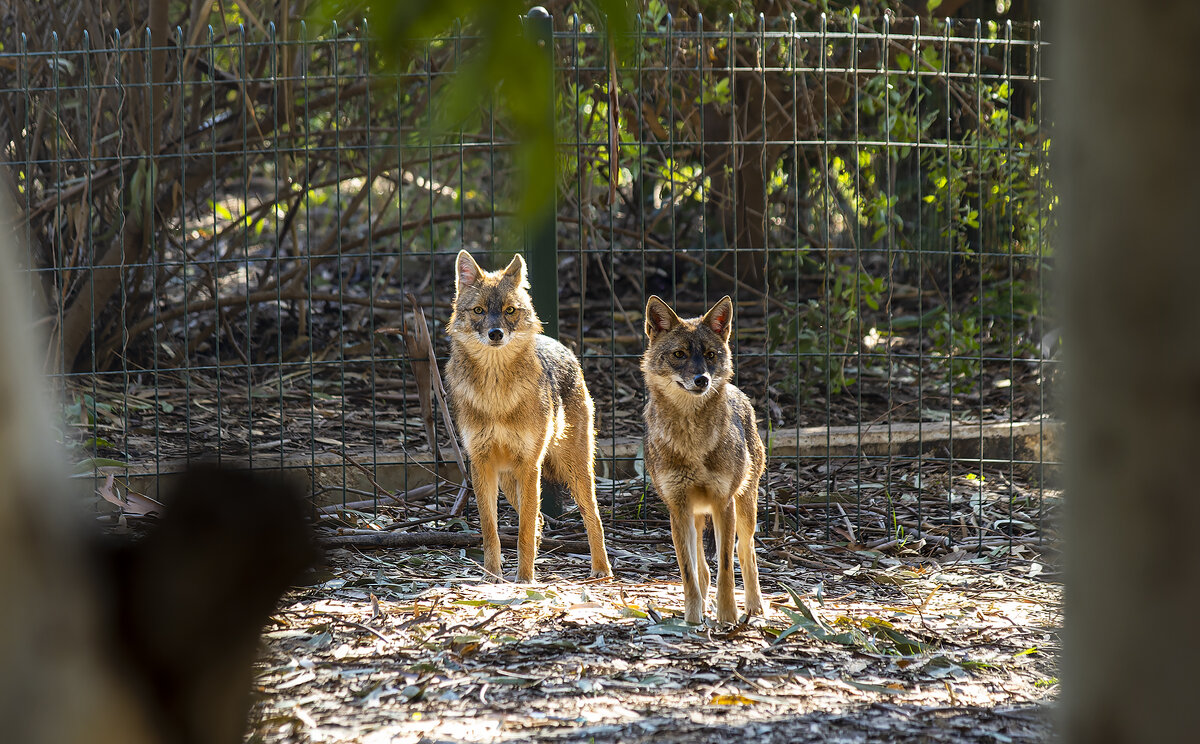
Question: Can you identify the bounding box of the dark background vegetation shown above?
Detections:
[0,0,1052,463]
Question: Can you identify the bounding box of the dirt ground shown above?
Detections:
[247,520,1060,744]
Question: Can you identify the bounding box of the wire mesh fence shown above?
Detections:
[0,10,1057,558]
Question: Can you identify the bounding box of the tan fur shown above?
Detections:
[446,250,611,582]
[641,295,766,624]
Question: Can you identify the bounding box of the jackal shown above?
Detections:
[446,250,612,583]
[641,295,765,624]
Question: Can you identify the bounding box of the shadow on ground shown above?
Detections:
[248,535,1059,744]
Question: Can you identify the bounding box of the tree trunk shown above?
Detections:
[702,68,813,291]
[1060,2,1200,742]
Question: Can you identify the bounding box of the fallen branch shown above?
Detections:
[319,531,593,554]
[404,293,471,516]
[316,479,438,515]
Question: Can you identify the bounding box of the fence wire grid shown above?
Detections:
[1,11,1058,559]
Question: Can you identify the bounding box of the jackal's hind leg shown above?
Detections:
[567,471,612,579]
[693,514,710,608]
[711,499,738,624]
[735,484,765,616]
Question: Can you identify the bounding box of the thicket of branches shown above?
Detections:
[0,0,1050,407]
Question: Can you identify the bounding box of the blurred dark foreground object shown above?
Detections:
[1059,2,1200,743]
[101,466,320,744]
[0,463,319,744]
[0,176,317,742]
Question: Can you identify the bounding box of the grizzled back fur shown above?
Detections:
[449,251,541,349]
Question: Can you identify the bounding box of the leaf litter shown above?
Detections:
[249,478,1060,744]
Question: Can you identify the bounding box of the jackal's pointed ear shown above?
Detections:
[644,296,681,340]
[702,296,734,341]
[501,253,529,289]
[456,250,482,293]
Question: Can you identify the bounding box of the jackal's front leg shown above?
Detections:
[472,462,502,580]
[711,498,738,624]
[514,464,543,583]
[736,485,765,617]
[668,504,704,624]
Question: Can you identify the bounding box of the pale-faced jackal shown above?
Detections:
[641,295,765,623]
[446,250,612,582]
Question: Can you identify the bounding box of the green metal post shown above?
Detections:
[523,6,563,518]
[522,6,559,342]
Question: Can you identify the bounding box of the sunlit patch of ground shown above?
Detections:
[249,535,1059,744]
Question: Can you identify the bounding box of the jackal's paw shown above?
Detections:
[482,561,504,583]
[588,563,613,580]
[515,569,536,584]
[743,596,766,617]
[716,606,739,625]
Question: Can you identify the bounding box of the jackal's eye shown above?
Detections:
[505,306,517,315]
[472,306,484,315]
[704,350,717,361]
[672,349,686,359]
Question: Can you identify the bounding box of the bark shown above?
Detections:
[1060,1,1200,742]
[702,69,813,290]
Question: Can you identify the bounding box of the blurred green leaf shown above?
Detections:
[311,0,634,223]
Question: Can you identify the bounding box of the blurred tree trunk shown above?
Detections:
[698,42,833,291]
[1060,1,1200,742]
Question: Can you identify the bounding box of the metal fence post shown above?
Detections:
[523,6,563,518]
[522,6,559,342]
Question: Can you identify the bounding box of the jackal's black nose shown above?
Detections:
[693,374,709,389]
[488,328,504,342]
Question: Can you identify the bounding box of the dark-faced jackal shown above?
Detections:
[446,250,612,583]
[641,295,765,624]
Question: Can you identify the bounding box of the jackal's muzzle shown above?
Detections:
[675,372,712,394]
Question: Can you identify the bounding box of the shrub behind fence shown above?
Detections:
[0,11,1056,555]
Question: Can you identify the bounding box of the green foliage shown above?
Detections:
[768,259,889,400]
[11,0,1049,397]
[928,310,984,393]
[311,0,634,223]
[752,14,1051,413]
[926,278,1044,394]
